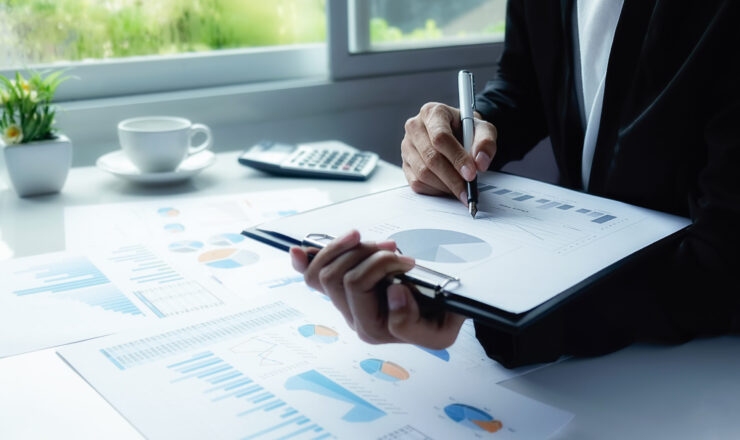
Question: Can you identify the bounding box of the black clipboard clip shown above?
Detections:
[302,233,460,323]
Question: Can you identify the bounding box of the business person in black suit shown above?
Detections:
[290,0,740,367]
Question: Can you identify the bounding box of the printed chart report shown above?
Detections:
[59,284,572,440]
[0,244,241,358]
[64,188,332,296]
[258,171,690,314]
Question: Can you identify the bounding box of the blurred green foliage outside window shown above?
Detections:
[0,0,326,67]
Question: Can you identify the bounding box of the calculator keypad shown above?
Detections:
[283,147,378,179]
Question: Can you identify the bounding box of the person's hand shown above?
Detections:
[401,102,498,204]
[290,230,466,349]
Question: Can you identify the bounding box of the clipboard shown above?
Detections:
[242,225,687,334]
[241,171,692,334]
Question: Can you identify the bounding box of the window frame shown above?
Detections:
[328,0,504,80]
[0,44,327,102]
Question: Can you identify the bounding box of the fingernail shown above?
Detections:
[458,191,468,204]
[475,151,491,170]
[387,285,407,311]
[461,165,474,181]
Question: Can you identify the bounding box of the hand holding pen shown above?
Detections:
[400,74,497,210]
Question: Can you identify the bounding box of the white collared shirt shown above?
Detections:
[577,0,624,190]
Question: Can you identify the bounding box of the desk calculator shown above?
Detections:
[238,140,379,180]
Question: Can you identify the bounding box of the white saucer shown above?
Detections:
[96,150,215,185]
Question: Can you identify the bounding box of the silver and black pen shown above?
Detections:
[458,70,478,218]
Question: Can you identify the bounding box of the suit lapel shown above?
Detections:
[586,0,657,194]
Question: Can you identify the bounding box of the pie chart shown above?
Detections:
[444,404,503,433]
[360,359,410,382]
[164,223,185,233]
[157,207,180,217]
[209,233,246,246]
[168,240,204,253]
[388,229,492,263]
[298,324,338,343]
[198,248,259,269]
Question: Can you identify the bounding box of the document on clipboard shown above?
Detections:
[242,171,691,332]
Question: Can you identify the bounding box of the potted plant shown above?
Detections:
[0,70,73,197]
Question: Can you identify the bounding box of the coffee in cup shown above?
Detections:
[117,116,212,173]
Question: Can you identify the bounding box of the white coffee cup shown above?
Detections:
[117,116,213,173]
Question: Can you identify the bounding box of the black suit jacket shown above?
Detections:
[473,0,740,367]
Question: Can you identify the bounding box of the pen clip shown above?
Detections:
[467,73,476,112]
[302,233,335,248]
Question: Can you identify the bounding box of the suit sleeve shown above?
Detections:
[474,0,549,166]
[474,53,740,371]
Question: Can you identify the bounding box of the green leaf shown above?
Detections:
[0,75,13,91]
[26,113,39,141]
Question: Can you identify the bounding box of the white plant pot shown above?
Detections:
[2,134,73,197]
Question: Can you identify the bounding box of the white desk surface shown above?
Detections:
[2,151,739,440]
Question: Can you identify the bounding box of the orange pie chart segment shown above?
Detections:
[473,419,503,433]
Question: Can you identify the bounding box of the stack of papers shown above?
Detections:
[0,187,573,439]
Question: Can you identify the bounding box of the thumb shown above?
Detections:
[387,283,465,350]
[388,284,421,343]
[386,283,418,332]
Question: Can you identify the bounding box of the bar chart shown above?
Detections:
[167,351,331,440]
[10,255,143,316]
[108,244,184,284]
[99,302,302,370]
[478,183,620,225]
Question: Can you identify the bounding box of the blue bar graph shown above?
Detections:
[485,184,620,225]
[592,214,616,224]
[108,245,184,284]
[166,351,330,440]
[11,256,143,316]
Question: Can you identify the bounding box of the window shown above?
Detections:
[352,0,505,53]
[0,0,505,100]
[330,0,505,79]
[0,0,327,99]
[0,0,325,64]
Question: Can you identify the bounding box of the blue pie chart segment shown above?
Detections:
[416,345,450,362]
[168,240,204,253]
[164,223,185,233]
[157,207,180,217]
[298,324,339,343]
[360,359,410,382]
[444,404,503,433]
[388,229,492,263]
[198,248,259,269]
[209,233,246,246]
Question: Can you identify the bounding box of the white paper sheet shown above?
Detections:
[0,246,243,358]
[259,172,691,313]
[58,284,572,440]
[65,188,332,296]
